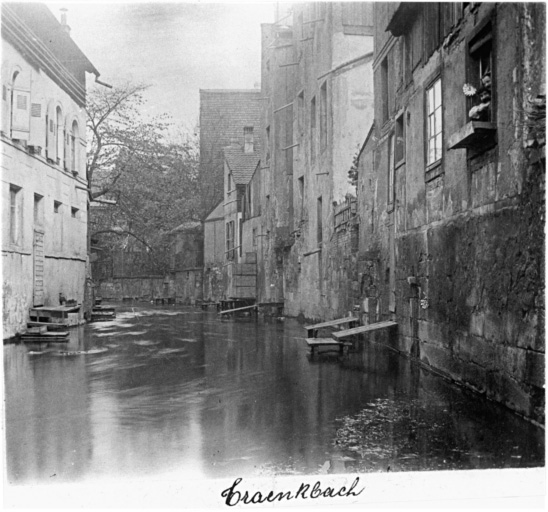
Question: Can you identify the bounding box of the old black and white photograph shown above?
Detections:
[1,1,545,508]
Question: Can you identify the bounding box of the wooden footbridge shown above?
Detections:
[303,316,397,355]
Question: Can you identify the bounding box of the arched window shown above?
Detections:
[56,106,63,165]
[71,120,79,174]
[9,70,31,141]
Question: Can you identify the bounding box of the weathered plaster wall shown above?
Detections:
[2,41,88,339]
[360,2,545,423]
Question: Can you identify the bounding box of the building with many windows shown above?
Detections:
[200,89,263,303]
[356,2,545,423]
[2,4,99,338]
[240,2,375,316]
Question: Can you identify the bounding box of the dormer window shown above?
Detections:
[244,126,254,153]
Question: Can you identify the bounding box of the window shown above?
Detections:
[244,126,254,153]
[10,71,30,141]
[53,200,63,251]
[56,106,63,165]
[34,194,43,227]
[298,176,304,220]
[239,218,243,258]
[252,228,257,248]
[380,58,388,123]
[317,196,322,245]
[226,221,235,261]
[227,173,232,193]
[70,120,79,173]
[71,207,79,219]
[285,105,294,175]
[320,81,327,151]
[388,134,395,209]
[297,91,304,135]
[310,96,316,163]
[9,185,22,245]
[468,22,493,122]
[426,78,443,166]
[395,114,405,164]
[265,125,271,162]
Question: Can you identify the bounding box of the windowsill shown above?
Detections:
[448,121,497,151]
[425,160,443,182]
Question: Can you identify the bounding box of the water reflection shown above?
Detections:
[4,305,544,484]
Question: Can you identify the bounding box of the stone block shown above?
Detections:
[469,312,485,337]
[455,332,474,362]
[461,362,488,393]
[525,350,545,388]
[483,310,505,342]
[454,331,471,360]
[499,345,527,382]
[468,336,497,371]
[486,371,532,419]
[516,313,542,351]
[420,342,462,382]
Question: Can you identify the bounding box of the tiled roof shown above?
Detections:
[224,146,260,185]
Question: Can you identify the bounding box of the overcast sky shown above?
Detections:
[45,1,275,134]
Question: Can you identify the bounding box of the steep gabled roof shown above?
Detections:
[224,146,260,186]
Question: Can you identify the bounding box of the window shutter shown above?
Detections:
[64,116,73,171]
[29,99,46,149]
[11,88,30,140]
[46,102,56,159]
[57,117,65,168]
[1,84,10,135]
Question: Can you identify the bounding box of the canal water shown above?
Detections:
[4,304,544,484]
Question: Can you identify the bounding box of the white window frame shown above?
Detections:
[426,78,443,167]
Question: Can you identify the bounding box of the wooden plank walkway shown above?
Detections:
[21,331,70,343]
[304,316,359,337]
[218,304,258,315]
[332,320,398,340]
[28,321,69,329]
[305,337,352,355]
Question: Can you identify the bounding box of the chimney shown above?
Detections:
[60,8,71,35]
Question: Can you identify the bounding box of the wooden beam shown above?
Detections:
[332,321,398,340]
[219,304,257,315]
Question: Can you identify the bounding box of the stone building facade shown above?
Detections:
[239,2,375,317]
[199,89,263,217]
[1,3,98,339]
[200,89,264,302]
[356,2,545,423]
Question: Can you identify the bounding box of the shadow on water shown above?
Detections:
[3,304,545,483]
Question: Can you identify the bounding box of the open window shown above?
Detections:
[449,17,497,152]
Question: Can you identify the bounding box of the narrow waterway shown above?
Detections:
[4,304,544,484]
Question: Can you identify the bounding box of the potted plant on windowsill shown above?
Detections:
[449,73,497,151]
